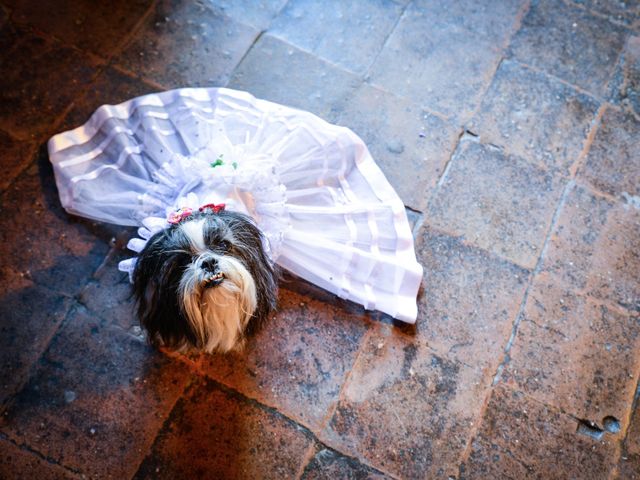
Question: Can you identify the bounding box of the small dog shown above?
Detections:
[133,204,278,353]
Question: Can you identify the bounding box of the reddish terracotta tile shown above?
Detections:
[59,67,159,132]
[269,0,403,75]
[579,106,640,198]
[415,227,529,369]
[300,446,392,479]
[133,378,313,479]
[4,0,153,58]
[322,325,491,479]
[197,286,370,431]
[459,386,618,479]
[541,183,640,311]
[427,141,566,269]
[336,83,461,212]
[115,0,259,88]
[0,130,35,193]
[608,35,640,117]
[0,438,80,480]
[0,161,111,297]
[502,273,640,422]
[618,402,640,479]
[368,2,508,120]
[228,35,360,123]
[469,60,600,174]
[0,27,101,141]
[0,307,191,479]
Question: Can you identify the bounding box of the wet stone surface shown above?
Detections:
[469,59,601,174]
[427,140,566,269]
[0,439,80,480]
[133,378,313,479]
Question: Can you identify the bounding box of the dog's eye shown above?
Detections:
[217,240,230,252]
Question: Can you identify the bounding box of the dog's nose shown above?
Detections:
[201,258,217,272]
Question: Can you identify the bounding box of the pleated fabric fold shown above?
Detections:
[48,88,423,322]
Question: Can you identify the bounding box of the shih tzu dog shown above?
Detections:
[132,204,278,353]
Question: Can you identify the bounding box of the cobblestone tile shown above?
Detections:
[133,378,312,479]
[229,35,361,122]
[608,35,640,117]
[0,269,70,409]
[115,0,259,88]
[0,439,80,480]
[459,386,618,479]
[579,106,640,198]
[4,0,153,58]
[78,246,139,332]
[412,0,525,41]
[368,3,507,120]
[502,273,640,422]
[60,67,158,132]
[427,141,566,269]
[0,130,35,193]
[572,0,640,29]
[0,161,111,297]
[0,27,101,141]
[322,326,490,479]
[0,307,191,479]
[203,0,288,30]
[415,227,529,369]
[300,447,392,479]
[541,184,640,311]
[508,0,627,96]
[335,83,460,211]
[269,0,403,75]
[469,60,600,174]
[197,286,369,431]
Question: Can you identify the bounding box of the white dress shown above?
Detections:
[48,88,423,322]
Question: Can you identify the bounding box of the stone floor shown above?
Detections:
[0,0,639,478]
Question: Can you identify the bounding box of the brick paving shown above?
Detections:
[0,0,638,478]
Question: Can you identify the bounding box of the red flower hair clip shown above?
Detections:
[199,203,226,213]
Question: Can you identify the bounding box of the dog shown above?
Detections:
[132,203,278,353]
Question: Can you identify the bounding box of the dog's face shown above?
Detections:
[133,207,277,353]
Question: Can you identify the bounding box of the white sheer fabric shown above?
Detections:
[48,88,423,322]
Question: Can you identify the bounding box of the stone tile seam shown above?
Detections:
[569,101,608,179]
[105,0,159,64]
[360,0,411,80]
[0,433,83,478]
[563,0,640,33]
[127,372,198,480]
[491,179,576,387]
[293,441,319,480]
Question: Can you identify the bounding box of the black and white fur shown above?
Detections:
[133,208,277,353]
